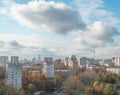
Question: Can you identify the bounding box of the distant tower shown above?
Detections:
[64,57,69,66]
[32,57,36,63]
[38,54,41,62]
[43,57,54,79]
[11,56,19,63]
[6,62,22,89]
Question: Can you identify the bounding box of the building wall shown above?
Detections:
[6,63,22,89]
[54,59,63,66]
[43,57,54,79]
[106,67,120,74]
[78,57,94,67]
[0,56,8,66]
[11,56,19,63]
[68,55,78,69]
[43,63,54,78]
[114,57,120,66]
[64,57,69,66]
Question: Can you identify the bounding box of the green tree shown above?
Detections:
[55,74,62,87]
[27,84,36,95]
[103,84,117,95]
[0,85,16,95]
[18,88,25,95]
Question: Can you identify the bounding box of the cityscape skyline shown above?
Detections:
[0,0,120,59]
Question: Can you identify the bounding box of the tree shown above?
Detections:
[55,74,63,87]
[0,85,16,95]
[103,74,116,84]
[103,84,117,95]
[84,86,95,95]
[63,76,84,95]
[27,84,36,95]
[78,70,98,86]
[94,82,105,95]
[44,80,55,92]
[18,88,25,95]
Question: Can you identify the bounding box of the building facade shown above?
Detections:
[54,59,64,67]
[0,56,8,66]
[43,57,54,79]
[78,57,94,67]
[106,67,120,75]
[11,56,19,63]
[113,57,120,66]
[6,62,22,89]
[68,55,78,69]
[64,57,69,66]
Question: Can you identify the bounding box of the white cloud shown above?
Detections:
[95,46,120,58]
[0,40,5,48]
[0,34,43,56]
[0,34,72,58]
[0,0,120,59]
[0,0,15,6]
[5,0,86,34]
[73,21,119,49]
[0,34,43,46]
[74,0,120,25]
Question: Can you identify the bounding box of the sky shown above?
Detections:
[0,0,120,60]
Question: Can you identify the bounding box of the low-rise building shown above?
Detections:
[106,67,120,75]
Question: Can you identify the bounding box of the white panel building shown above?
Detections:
[113,57,120,66]
[43,57,54,79]
[6,62,22,89]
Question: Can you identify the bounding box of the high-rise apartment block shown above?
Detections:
[78,57,94,66]
[11,56,19,63]
[0,56,8,66]
[43,57,54,79]
[68,55,78,69]
[37,54,41,62]
[64,57,69,66]
[6,56,22,89]
[113,57,120,66]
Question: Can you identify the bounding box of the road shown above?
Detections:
[53,88,63,95]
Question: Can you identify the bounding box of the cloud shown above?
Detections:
[74,0,120,25]
[95,46,120,58]
[0,40,26,51]
[0,0,15,6]
[0,40,5,48]
[73,21,119,49]
[0,35,64,58]
[5,0,86,34]
[0,0,120,59]
[8,40,25,49]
